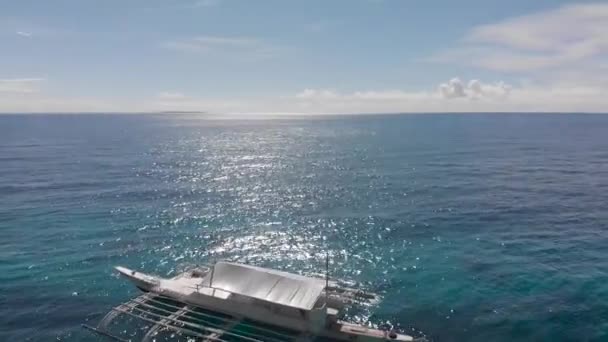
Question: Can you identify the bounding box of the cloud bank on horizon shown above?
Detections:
[1,1,607,113]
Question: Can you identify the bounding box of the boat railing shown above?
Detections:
[190,282,223,298]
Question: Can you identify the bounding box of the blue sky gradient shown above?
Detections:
[1,0,607,113]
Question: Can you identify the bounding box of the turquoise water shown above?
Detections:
[1,113,608,341]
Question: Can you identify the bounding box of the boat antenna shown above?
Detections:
[325,251,329,290]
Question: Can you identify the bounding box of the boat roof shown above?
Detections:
[205,262,326,310]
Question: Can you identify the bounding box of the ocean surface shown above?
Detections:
[1,113,608,341]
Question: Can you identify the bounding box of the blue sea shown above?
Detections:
[1,113,608,341]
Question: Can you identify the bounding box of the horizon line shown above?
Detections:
[1,111,608,116]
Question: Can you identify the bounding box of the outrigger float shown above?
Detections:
[84,261,418,341]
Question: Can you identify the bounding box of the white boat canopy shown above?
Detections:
[205,262,326,310]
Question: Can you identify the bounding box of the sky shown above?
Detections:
[1,0,607,114]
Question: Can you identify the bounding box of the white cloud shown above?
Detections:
[162,36,280,59]
[0,78,45,93]
[420,3,608,113]
[438,78,467,98]
[186,36,259,48]
[275,76,607,113]
[2,77,607,114]
[437,78,511,100]
[0,18,75,39]
[433,3,608,72]
[296,89,339,99]
[16,31,32,38]
[0,94,110,113]
[158,91,187,100]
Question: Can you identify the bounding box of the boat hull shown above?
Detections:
[114,265,413,341]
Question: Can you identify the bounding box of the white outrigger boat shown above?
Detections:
[84,261,418,341]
